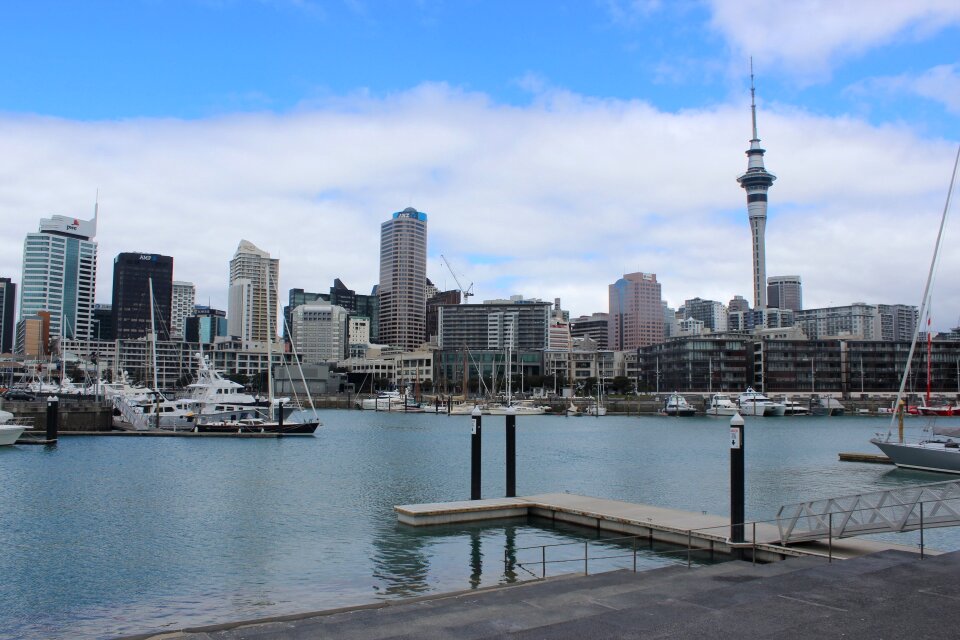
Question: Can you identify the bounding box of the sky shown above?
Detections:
[1,0,959,329]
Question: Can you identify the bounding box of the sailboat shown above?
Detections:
[871,144,960,472]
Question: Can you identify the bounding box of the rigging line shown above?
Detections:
[889,143,960,435]
[269,271,316,414]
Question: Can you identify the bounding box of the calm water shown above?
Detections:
[1,410,955,639]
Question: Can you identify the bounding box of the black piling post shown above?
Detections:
[730,412,745,558]
[46,395,59,442]
[471,406,482,500]
[506,407,517,498]
[278,401,284,428]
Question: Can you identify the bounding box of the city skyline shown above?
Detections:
[1,2,958,328]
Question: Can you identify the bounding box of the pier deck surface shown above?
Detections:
[137,548,960,640]
[396,493,924,560]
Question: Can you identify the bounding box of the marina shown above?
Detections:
[3,411,960,639]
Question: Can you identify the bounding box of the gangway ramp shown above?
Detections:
[777,479,960,543]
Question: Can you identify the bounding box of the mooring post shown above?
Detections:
[471,405,482,500]
[730,412,745,558]
[46,395,59,442]
[278,400,284,428]
[506,406,517,498]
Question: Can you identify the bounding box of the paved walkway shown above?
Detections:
[135,549,960,639]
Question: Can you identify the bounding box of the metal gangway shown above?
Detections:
[777,479,960,544]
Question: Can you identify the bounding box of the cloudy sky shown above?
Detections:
[2,1,959,328]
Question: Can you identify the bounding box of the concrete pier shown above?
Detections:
[396,493,928,562]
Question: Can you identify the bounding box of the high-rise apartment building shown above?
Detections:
[608,272,664,350]
[171,281,196,339]
[185,306,227,344]
[877,304,918,342]
[426,289,460,344]
[329,279,380,343]
[111,253,174,340]
[0,278,16,353]
[378,207,427,351]
[736,70,776,309]
[18,213,98,348]
[767,276,802,312]
[227,240,279,346]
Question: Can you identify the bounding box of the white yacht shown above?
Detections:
[737,388,786,416]
[0,410,27,446]
[705,394,738,416]
[661,392,696,416]
[779,397,810,416]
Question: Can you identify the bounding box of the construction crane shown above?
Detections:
[440,254,474,302]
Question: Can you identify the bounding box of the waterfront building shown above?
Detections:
[171,281,196,339]
[570,312,609,349]
[676,317,706,336]
[0,277,15,353]
[608,272,664,350]
[638,335,751,393]
[393,350,435,388]
[185,307,227,344]
[736,70,776,310]
[378,207,428,351]
[683,298,728,332]
[291,304,349,364]
[273,362,348,397]
[18,212,97,347]
[767,275,802,311]
[437,301,550,351]
[92,303,113,341]
[228,240,279,347]
[111,253,174,341]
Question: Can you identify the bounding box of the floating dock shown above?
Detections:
[396,493,928,562]
[838,451,893,464]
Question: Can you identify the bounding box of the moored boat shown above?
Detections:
[737,388,785,416]
[661,392,696,416]
[0,410,27,446]
[705,394,738,416]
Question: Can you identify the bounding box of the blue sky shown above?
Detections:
[2,1,960,326]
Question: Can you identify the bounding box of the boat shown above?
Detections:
[811,396,845,416]
[705,394,738,416]
[358,390,404,411]
[779,397,810,416]
[870,144,960,472]
[566,402,581,417]
[583,403,607,417]
[0,410,27,446]
[661,392,696,416]
[737,387,785,416]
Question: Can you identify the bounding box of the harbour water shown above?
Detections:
[1,410,956,639]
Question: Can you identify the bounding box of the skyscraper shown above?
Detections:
[111,253,174,340]
[227,240,279,345]
[171,281,196,339]
[736,66,776,310]
[378,207,427,351]
[608,272,664,350]
[0,278,16,353]
[18,212,98,346]
[767,275,802,312]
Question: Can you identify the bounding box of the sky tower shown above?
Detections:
[736,62,776,309]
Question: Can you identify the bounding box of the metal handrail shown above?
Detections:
[505,494,953,579]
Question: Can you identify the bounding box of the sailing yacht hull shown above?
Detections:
[0,425,26,446]
[871,438,960,474]
[196,421,320,435]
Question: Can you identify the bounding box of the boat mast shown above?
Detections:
[265,261,274,410]
[148,277,158,392]
[890,143,960,441]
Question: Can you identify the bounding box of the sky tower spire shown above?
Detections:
[737,58,776,310]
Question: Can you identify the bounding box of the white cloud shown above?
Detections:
[707,0,960,79]
[1,83,958,330]
[852,64,960,115]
